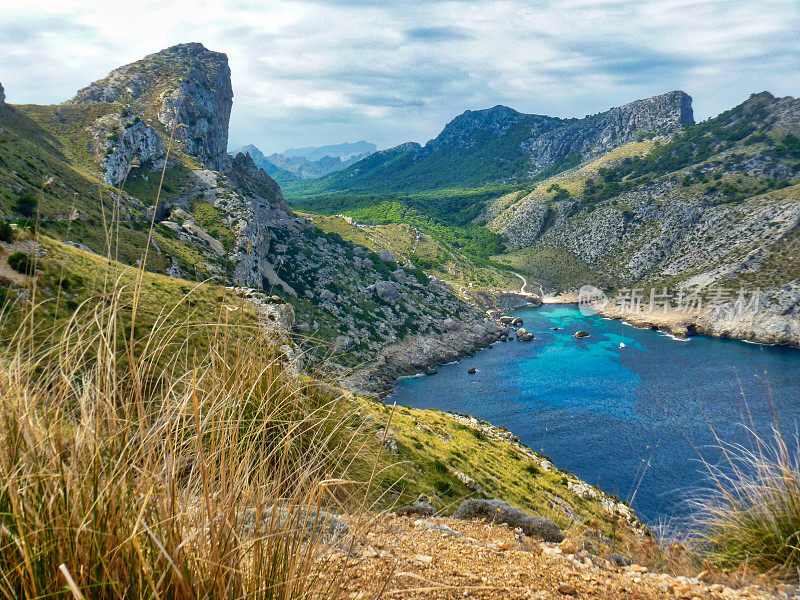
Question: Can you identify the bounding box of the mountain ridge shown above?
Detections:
[285,90,693,196]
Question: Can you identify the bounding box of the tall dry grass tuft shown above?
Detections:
[0,284,375,599]
[695,429,800,575]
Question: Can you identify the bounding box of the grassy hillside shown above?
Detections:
[304,212,519,290]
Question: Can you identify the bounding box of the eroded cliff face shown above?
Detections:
[67,42,233,185]
[0,81,5,105]
[521,91,694,172]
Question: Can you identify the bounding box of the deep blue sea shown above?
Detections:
[388,304,800,528]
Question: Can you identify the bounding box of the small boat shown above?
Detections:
[619,342,626,348]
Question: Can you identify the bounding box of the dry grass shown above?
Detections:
[695,428,800,576]
[0,283,380,598]
[0,139,382,597]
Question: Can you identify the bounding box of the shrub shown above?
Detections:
[696,431,800,574]
[7,251,34,275]
[0,221,12,243]
[12,193,37,218]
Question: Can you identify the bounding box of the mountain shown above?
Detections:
[235,143,374,184]
[286,92,693,196]
[67,42,234,183]
[282,140,376,161]
[1,42,506,368]
[489,91,800,344]
[236,143,299,183]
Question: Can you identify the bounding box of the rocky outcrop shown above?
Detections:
[68,42,233,184]
[342,315,508,394]
[0,81,5,104]
[522,91,694,173]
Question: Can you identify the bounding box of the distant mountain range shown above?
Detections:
[235,141,376,185]
[285,92,693,197]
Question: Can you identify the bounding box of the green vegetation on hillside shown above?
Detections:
[293,195,507,260]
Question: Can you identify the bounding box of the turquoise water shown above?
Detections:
[388,304,800,527]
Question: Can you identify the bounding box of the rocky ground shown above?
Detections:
[327,514,789,600]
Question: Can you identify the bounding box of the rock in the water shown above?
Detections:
[517,328,534,341]
[512,317,523,326]
[424,367,438,375]
[574,330,590,339]
[499,316,515,324]
[453,499,564,542]
[468,367,477,374]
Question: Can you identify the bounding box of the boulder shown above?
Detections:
[374,280,400,303]
[574,330,590,339]
[512,317,523,326]
[397,495,436,517]
[453,499,564,543]
[377,250,396,263]
[320,289,335,301]
[517,328,534,341]
[499,316,515,324]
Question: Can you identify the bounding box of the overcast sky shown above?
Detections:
[1,0,798,153]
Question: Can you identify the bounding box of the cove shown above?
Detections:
[387,304,800,527]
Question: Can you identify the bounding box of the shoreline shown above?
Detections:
[343,290,799,396]
[541,295,800,349]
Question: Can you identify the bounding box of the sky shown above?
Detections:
[1,0,799,154]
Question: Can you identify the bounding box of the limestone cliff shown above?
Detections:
[67,42,233,184]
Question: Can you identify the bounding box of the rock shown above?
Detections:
[424,367,438,375]
[242,506,348,538]
[574,330,590,339]
[499,316,515,324]
[320,289,335,301]
[69,43,233,176]
[377,250,396,262]
[374,280,400,303]
[453,499,564,543]
[375,428,399,453]
[333,335,354,351]
[0,81,5,104]
[512,317,523,326]
[468,367,477,374]
[610,552,632,567]
[516,328,534,341]
[413,519,461,538]
[397,495,436,517]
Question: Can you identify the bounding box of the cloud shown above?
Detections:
[405,26,471,42]
[0,0,798,152]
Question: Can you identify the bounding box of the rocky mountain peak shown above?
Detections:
[608,90,694,131]
[428,105,531,151]
[68,42,233,183]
